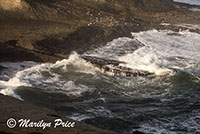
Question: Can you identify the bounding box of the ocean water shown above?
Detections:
[174,0,200,5]
[0,29,200,134]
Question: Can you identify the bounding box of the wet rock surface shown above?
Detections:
[81,55,153,77]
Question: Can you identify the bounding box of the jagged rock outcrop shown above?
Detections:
[81,56,154,77]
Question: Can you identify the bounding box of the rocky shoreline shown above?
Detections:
[1,1,200,63]
[0,93,116,134]
[1,0,200,134]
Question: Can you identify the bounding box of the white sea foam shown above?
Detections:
[70,106,113,121]
[120,29,200,75]
[174,0,200,5]
[0,61,39,99]
[52,52,96,74]
[132,30,200,61]
[189,7,200,11]
[0,53,96,98]
[70,113,92,121]
[160,23,171,26]
[86,29,200,76]
[0,64,47,98]
[85,37,143,59]
[0,61,37,81]
[160,23,200,30]
[175,24,200,30]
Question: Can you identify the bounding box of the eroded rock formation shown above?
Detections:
[81,55,154,77]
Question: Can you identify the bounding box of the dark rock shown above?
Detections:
[81,55,126,66]
[0,65,7,72]
[81,55,154,77]
[4,40,18,46]
[132,130,145,134]
[0,42,42,62]
[132,0,174,12]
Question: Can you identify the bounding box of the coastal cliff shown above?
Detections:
[0,0,177,63]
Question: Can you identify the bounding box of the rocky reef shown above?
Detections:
[81,55,153,77]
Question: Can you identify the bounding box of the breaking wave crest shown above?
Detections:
[0,53,96,98]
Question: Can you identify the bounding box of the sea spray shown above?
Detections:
[0,53,96,98]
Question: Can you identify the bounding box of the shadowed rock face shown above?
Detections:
[132,0,174,11]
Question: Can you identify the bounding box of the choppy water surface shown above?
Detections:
[0,30,200,134]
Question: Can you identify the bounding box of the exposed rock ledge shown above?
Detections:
[81,55,154,77]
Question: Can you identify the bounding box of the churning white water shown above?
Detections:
[1,29,200,97]
[0,53,96,98]
[0,29,200,134]
[86,29,200,76]
[121,30,200,75]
